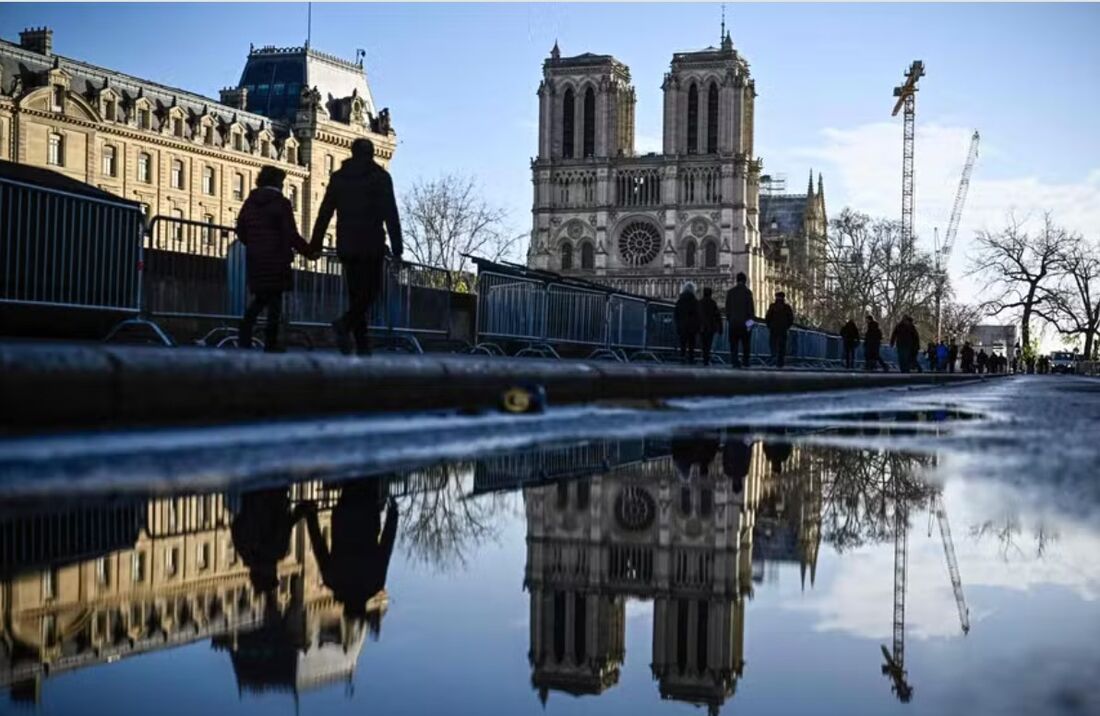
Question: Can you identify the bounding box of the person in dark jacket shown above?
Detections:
[310,138,404,356]
[890,316,920,373]
[675,282,702,364]
[231,487,307,596]
[864,315,888,371]
[840,319,860,369]
[725,272,755,368]
[699,287,723,366]
[236,166,314,352]
[948,339,959,373]
[764,291,795,368]
[976,349,989,374]
[961,341,975,373]
[300,478,398,620]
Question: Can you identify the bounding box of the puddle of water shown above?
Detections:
[799,408,986,423]
[1,434,1097,716]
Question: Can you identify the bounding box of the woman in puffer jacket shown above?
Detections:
[236,166,314,351]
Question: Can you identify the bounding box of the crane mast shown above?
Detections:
[893,61,925,250]
[931,493,970,634]
[935,131,981,339]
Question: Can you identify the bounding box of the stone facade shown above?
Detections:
[527,34,826,312]
[0,28,395,247]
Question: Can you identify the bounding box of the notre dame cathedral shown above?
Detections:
[526,30,827,312]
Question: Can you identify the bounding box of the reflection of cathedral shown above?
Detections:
[0,480,395,705]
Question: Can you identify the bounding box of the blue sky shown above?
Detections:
[3,3,1099,316]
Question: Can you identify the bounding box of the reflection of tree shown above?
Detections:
[818,449,935,552]
[395,463,501,572]
[969,516,1058,561]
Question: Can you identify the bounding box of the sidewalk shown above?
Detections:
[0,342,987,430]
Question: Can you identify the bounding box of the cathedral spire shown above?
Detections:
[807,169,814,198]
[550,39,560,60]
[818,172,825,197]
[720,4,733,51]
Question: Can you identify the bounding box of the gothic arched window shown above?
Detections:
[580,241,595,269]
[583,87,595,158]
[704,240,718,268]
[561,242,573,270]
[687,83,699,154]
[562,88,575,159]
[685,240,697,268]
[707,81,719,154]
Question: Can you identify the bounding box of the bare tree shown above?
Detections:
[817,209,938,335]
[1035,234,1100,359]
[939,300,986,342]
[969,212,1068,350]
[401,174,525,277]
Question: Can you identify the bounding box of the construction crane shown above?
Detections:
[929,493,970,634]
[880,475,913,702]
[892,61,926,250]
[934,131,981,339]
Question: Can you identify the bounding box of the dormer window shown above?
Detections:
[138,108,151,130]
[286,145,297,165]
[260,139,270,157]
[204,125,214,145]
[52,85,64,112]
[233,132,243,151]
[173,117,184,138]
[104,98,116,122]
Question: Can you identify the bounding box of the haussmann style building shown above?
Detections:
[526,30,827,312]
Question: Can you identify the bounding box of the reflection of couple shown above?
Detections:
[230,478,398,619]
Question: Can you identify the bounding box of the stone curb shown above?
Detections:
[0,342,987,430]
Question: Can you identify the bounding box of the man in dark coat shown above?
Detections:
[948,339,959,373]
[675,282,702,364]
[961,341,975,373]
[864,315,888,371]
[764,291,795,368]
[725,272,755,368]
[310,138,404,356]
[976,349,989,374]
[231,487,307,596]
[890,316,920,373]
[236,166,314,352]
[699,287,723,366]
[722,432,753,494]
[840,319,860,369]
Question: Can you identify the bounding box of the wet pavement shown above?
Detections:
[0,375,1098,715]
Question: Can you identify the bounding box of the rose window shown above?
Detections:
[618,222,661,266]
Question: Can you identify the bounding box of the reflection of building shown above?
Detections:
[523,433,764,714]
[0,27,394,244]
[752,442,823,588]
[0,481,389,705]
[526,32,826,311]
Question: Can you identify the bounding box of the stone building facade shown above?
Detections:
[0,27,395,246]
[526,33,826,312]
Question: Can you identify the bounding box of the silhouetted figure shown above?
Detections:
[765,291,794,368]
[840,319,860,369]
[675,281,702,365]
[925,342,937,372]
[237,166,313,352]
[231,488,305,596]
[864,315,888,371]
[976,348,989,374]
[310,138,403,356]
[725,272,755,368]
[890,316,920,373]
[699,287,722,366]
[763,441,793,475]
[936,341,949,372]
[302,479,398,619]
[961,341,975,373]
[722,433,753,494]
[948,339,959,373]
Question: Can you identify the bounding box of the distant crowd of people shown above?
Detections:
[840,315,1016,373]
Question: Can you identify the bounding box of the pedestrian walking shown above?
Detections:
[864,315,888,371]
[699,287,723,366]
[890,316,920,373]
[764,291,795,368]
[675,281,702,364]
[840,319,860,370]
[310,138,403,356]
[725,272,755,368]
[948,339,959,373]
[936,341,949,372]
[976,348,989,374]
[236,166,315,353]
[961,341,975,373]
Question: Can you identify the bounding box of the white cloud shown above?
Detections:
[791,122,1100,308]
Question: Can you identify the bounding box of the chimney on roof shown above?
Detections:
[220,86,248,110]
[19,27,53,55]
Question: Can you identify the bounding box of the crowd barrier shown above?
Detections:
[107,215,453,350]
[1,175,145,316]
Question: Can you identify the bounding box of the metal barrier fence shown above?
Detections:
[108,214,452,350]
[1,175,145,314]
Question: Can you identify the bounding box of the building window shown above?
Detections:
[102,145,117,177]
[132,551,146,582]
[171,160,184,189]
[47,132,64,166]
[171,208,184,242]
[580,241,594,270]
[286,145,297,164]
[165,547,178,576]
[173,117,184,138]
[42,569,57,599]
[197,543,210,570]
[104,98,116,121]
[138,152,152,183]
[233,132,243,151]
[560,242,573,270]
[325,154,334,176]
[52,85,64,112]
[685,241,697,268]
[233,173,244,200]
[260,139,270,157]
[582,87,595,158]
[288,184,298,211]
[138,107,151,130]
[704,240,718,268]
[202,214,215,244]
[204,125,214,145]
[202,166,215,195]
[687,83,699,154]
[707,82,719,154]
[561,88,575,159]
[96,557,110,586]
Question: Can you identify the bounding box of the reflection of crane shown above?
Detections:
[892,60,925,250]
[933,131,981,339]
[930,493,970,634]
[881,477,912,702]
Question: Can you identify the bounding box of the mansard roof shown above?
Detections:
[238,44,376,122]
